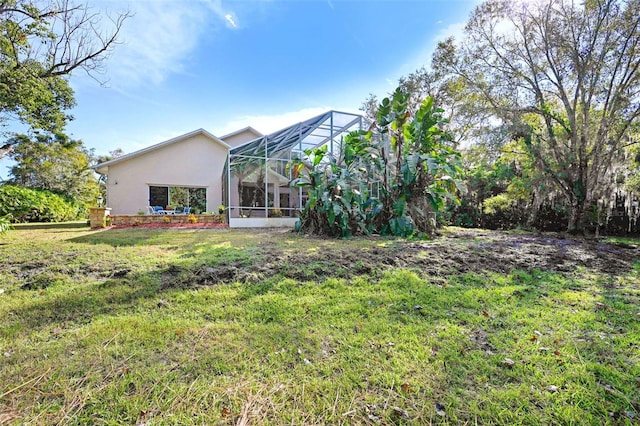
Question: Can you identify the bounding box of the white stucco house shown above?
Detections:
[94,111,368,227]
[94,127,260,215]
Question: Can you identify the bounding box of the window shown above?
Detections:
[149,186,168,207]
[149,186,207,212]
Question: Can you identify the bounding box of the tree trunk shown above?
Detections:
[526,201,538,229]
[0,142,13,159]
[567,201,585,235]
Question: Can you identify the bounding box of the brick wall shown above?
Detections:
[110,214,226,226]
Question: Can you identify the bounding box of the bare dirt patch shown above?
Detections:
[179,228,640,287]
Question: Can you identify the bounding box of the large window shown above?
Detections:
[149,186,168,207]
[149,186,207,213]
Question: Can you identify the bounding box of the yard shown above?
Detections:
[0,224,639,425]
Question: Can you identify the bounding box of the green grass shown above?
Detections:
[1,224,639,424]
[600,235,640,248]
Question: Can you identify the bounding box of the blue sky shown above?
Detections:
[1,0,481,178]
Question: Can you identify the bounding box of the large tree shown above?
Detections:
[444,0,640,233]
[7,132,100,206]
[361,39,493,149]
[0,0,128,157]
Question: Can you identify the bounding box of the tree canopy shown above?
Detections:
[442,0,640,232]
[0,0,128,156]
[7,132,100,207]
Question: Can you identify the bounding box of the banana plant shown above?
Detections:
[291,87,464,237]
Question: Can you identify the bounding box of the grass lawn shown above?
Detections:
[1,224,639,425]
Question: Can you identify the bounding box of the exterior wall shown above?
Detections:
[105,134,228,215]
[221,130,261,148]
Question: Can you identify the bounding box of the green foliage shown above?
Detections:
[0,214,12,235]
[0,185,85,222]
[0,1,75,133]
[7,133,100,208]
[293,88,464,237]
[377,92,465,236]
[482,193,514,214]
[448,134,573,231]
[0,1,127,138]
[291,139,382,237]
[446,0,640,232]
[0,48,74,134]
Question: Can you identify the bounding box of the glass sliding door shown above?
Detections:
[149,185,207,212]
[149,186,169,207]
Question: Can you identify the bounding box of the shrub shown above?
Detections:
[0,214,12,235]
[0,185,85,222]
[188,213,198,224]
[483,194,514,214]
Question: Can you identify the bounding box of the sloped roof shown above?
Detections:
[219,126,263,142]
[94,128,230,173]
[230,110,368,158]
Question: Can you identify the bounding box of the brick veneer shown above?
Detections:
[110,214,226,226]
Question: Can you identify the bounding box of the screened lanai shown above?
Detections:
[224,110,368,226]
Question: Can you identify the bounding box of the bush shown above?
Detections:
[482,194,514,214]
[0,185,85,223]
[0,214,12,235]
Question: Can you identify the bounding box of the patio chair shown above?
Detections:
[183,207,191,214]
[153,206,164,214]
[175,206,184,214]
[146,206,155,215]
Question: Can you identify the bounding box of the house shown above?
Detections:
[94,111,368,227]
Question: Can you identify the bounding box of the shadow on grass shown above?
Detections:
[3,272,166,334]
[69,227,236,247]
[13,221,89,230]
[4,253,259,333]
[70,228,200,247]
[69,228,167,247]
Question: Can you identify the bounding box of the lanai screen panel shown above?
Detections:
[227,111,368,218]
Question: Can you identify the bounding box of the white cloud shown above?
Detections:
[93,0,241,88]
[206,0,240,29]
[224,13,237,28]
[434,21,467,43]
[217,106,357,136]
